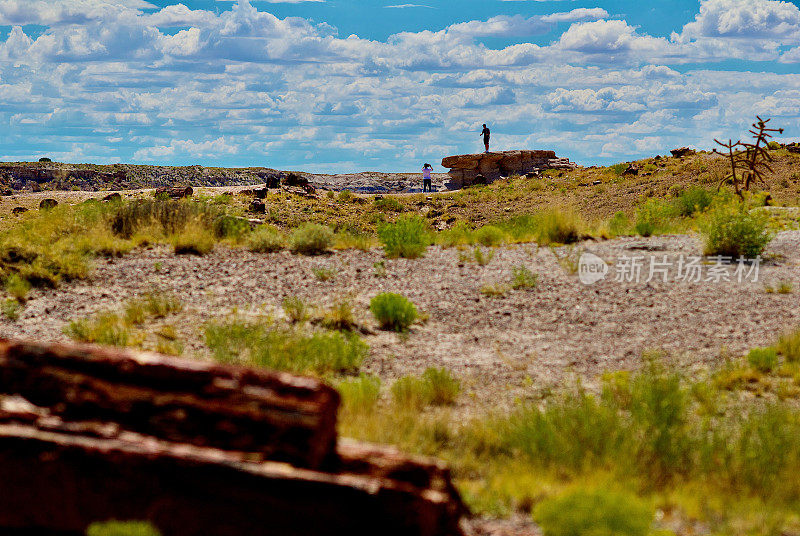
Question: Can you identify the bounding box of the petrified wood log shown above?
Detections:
[0,339,339,469]
[0,410,464,536]
[0,337,466,535]
[155,186,193,199]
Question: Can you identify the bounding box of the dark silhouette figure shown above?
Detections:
[480,124,491,152]
[422,163,433,192]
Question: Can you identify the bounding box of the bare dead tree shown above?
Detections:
[714,116,783,198]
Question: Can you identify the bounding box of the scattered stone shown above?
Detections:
[250,200,267,214]
[622,164,639,176]
[670,147,696,158]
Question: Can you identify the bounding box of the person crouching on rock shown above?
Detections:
[480,124,491,152]
[422,163,433,192]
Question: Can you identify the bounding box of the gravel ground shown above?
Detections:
[2,231,798,536]
[3,231,799,416]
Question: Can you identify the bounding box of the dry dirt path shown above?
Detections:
[2,232,799,416]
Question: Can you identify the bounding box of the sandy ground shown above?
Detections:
[3,231,799,418]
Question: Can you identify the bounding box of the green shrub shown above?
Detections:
[422,367,460,405]
[748,347,778,372]
[634,199,674,237]
[437,221,474,248]
[2,298,20,321]
[702,200,772,258]
[172,224,215,255]
[391,368,460,409]
[322,299,356,331]
[5,273,31,301]
[205,322,367,375]
[392,375,432,410]
[534,488,653,536]
[778,328,800,362]
[338,190,354,202]
[474,225,506,247]
[86,521,161,536]
[65,313,132,347]
[511,266,538,290]
[472,247,494,266]
[536,209,581,245]
[247,225,285,253]
[338,374,381,414]
[674,186,713,217]
[289,223,334,255]
[282,296,310,323]
[608,211,631,236]
[370,292,418,331]
[373,196,404,212]
[609,163,629,176]
[312,266,337,281]
[378,215,430,258]
[212,215,250,239]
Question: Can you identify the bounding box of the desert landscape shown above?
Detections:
[3,0,800,534]
[1,143,800,535]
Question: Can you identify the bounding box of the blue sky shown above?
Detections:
[1,0,800,172]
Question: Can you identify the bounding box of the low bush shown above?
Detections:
[65,312,132,347]
[289,223,334,255]
[205,321,368,375]
[312,266,337,281]
[282,296,310,323]
[247,225,285,253]
[778,328,800,362]
[511,266,538,290]
[422,367,461,405]
[1,298,20,321]
[172,224,215,255]
[474,225,506,247]
[5,273,31,301]
[86,521,161,536]
[608,211,631,237]
[534,488,653,536]
[437,221,474,248]
[374,196,404,212]
[748,347,778,372]
[212,215,250,240]
[702,200,772,258]
[370,292,418,331]
[674,186,714,217]
[634,199,674,237]
[322,299,356,331]
[391,367,460,409]
[378,215,430,259]
[536,209,582,245]
[338,374,382,414]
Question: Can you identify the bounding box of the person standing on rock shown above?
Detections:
[480,124,491,152]
[422,163,433,192]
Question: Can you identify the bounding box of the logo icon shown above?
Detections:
[578,252,608,285]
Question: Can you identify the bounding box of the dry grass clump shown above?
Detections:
[289,223,334,255]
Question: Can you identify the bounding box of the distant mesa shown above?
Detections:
[441,150,575,189]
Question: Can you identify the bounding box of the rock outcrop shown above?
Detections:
[0,338,466,536]
[441,150,575,189]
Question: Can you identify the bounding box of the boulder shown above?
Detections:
[670,147,696,158]
[39,199,58,210]
[441,150,573,189]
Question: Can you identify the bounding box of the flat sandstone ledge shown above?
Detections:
[442,149,575,189]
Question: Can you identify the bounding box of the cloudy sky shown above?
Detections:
[1,0,800,172]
